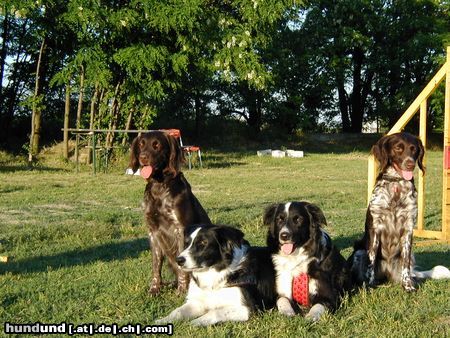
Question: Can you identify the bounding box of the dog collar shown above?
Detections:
[292,273,309,307]
[381,174,404,182]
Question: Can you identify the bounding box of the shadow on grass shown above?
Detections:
[203,161,247,169]
[415,250,450,270]
[0,238,149,275]
[0,164,67,173]
[201,153,249,169]
[0,185,26,193]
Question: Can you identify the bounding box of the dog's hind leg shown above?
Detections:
[366,226,380,286]
[165,257,189,294]
[350,249,369,285]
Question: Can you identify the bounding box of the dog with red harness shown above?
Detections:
[264,201,351,321]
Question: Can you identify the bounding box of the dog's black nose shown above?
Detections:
[139,154,148,163]
[405,158,415,170]
[176,256,186,266]
[280,232,291,241]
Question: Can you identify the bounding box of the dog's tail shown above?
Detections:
[413,265,450,280]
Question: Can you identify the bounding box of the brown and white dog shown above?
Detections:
[129,131,211,295]
[349,132,450,291]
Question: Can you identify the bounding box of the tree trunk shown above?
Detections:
[74,65,85,165]
[194,92,202,138]
[336,67,351,132]
[107,101,121,149]
[96,87,106,129]
[106,81,121,149]
[122,107,134,146]
[2,20,28,144]
[63,84,71,159]
[76,65,85,129]
[349,49,364,133]
[247,89,263,135]
[87,83,99,163]
[0,6,10,115]
[28,37,46,164]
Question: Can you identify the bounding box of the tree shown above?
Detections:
[299,0,448,132]
[28,37,45,163]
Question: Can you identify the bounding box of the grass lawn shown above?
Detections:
[0,143,449,337]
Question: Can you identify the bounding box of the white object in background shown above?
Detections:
[286,150,304,158]
[271,150,286,158]
[125,168,141,175]
[257,149,272,156]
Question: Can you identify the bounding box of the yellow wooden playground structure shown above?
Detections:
[367,46,450,246]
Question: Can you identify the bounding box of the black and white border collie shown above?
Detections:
[156,224,276,326]
[264,202,351,321]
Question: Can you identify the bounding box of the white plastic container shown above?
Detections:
[257,149,272,156]
[286,149,304,158]
[271,150,286,158]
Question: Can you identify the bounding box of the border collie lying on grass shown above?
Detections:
[156,224,276,326]
[264,201,352,321]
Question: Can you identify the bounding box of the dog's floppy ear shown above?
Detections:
[185,224,203,238]
[372,134,391,173]
[129,136,141,172]
[214,226,245,259]
[264,204,280,251]
[304,202,327,228]
[164,133,183,176]
[263,204,279,226]
[416,137,425,174]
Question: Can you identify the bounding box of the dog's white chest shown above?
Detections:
[273,249,317,299]
[187,280,245,309]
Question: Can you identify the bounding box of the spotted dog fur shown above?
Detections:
[349,132,450,291]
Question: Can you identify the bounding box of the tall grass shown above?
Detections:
[0,146,448,337]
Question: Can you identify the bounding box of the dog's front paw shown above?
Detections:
[305,304,326,322]
[401,269,416,292]
[190,318,210,326]
[149,285,161,296]
[402,280,416,292]
[149,278,161,296]
[176,283,188,295]
[277,297,296,316]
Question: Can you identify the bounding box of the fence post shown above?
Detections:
[442,46,450,241]
[92,131,97,175]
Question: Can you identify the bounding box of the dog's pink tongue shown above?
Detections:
[402,170,413,181]
[140,166,153,179]
[281,243,294,255]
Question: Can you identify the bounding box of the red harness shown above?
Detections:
[292,273,310,307]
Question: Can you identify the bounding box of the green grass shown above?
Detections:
[0,145,449,337]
